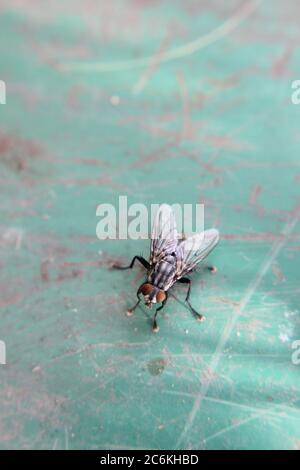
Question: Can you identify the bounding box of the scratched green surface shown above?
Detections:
[0,0,300,450]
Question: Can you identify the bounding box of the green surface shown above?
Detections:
[0,0,300,450]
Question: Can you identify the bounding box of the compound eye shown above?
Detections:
[156,290,166,303]
[141,283,153,296]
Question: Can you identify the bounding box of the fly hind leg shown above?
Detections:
[178,277,205,322]
[112,256,150,271]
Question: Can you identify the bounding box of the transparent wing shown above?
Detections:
[150,204,178,266]
[175,229,219,278]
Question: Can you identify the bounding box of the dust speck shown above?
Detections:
[110,95,120,106]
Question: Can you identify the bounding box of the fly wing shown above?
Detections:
[175,229,219,278]
[150,204,178,266]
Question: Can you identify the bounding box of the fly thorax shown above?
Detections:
[150,257,176,290]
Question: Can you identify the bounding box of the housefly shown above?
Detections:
[113,204,219,332]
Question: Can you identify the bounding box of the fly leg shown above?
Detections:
[152,296,168,333]
[177,277,205,322]
[126,285,143,316]
[126,296,141,317]
[112,256,150,270]
[113,258,149,316]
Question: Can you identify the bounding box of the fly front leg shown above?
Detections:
[126,284,143,316]
[112,256,150,271]
[178,277,205,322]
[126,296,141,317]
[152,296,168,333]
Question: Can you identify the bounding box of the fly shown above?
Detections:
[113,204,219,332]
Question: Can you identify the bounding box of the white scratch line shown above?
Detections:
[15,231,23,249]
[65,427,69,451]
[202,412,269,444]
[162,353,287,358]
[73,332,101,373]
[101,444,154,450]
[61,0,262,73]
[164,390,300,422]
[52,437,58,450]
[176,208,300,448]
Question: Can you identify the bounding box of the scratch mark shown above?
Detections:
[272,261,285,283]
[100,444,154,450]
[164,391,300,422]
[40,259,51,282]
[176,206,300,448]
[209,296,240,307]
[222,233,300,242]
[65,427,69,451]
[132,33,172,95]
[177,72,196,141]
[202,412,269,444]
[250,184,262,205]
[72,331,102,376]
[271,47,293,78]
[52,437,58,450]
[61,0,262,72]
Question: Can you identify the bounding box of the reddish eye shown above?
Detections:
[141,283,153,296]
[156,290,166,303]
